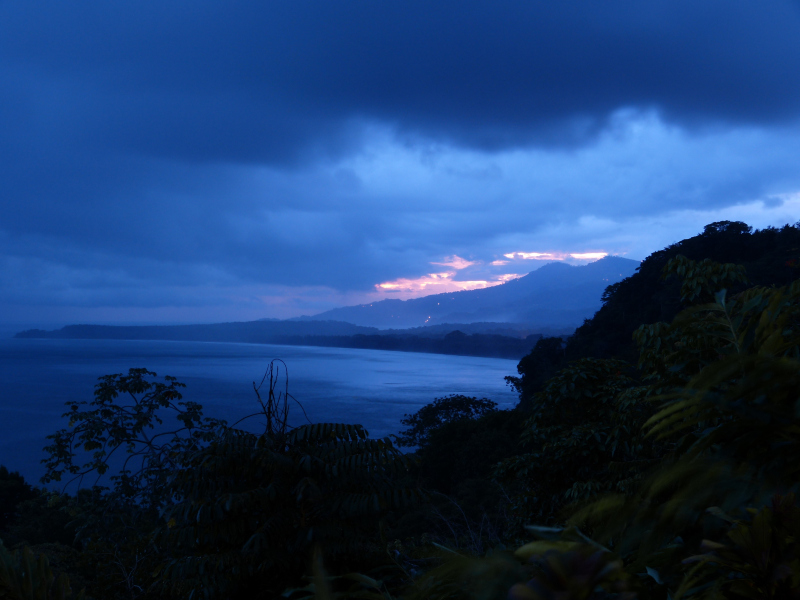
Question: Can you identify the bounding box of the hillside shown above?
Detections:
[14,256,642,360]
[14,320,540,359]
[300,256,640,329]
[566,221,800,360]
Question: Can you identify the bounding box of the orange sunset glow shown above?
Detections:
[376,271,494,293]
[430,255,477,269]
[504,251,609,261]
[375,250,610,297]
[375,272,525,293]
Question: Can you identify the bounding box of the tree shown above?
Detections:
[0,467,36,534]
[505,337,568,412]
[568,264,800,597]
[496,358,642,525]
[41,368,224,510]
[396,395,498,448]
[0,542,85,600]
[421,256,800,599]
[564,221,800,360]
[158,423,420,598]
[38,362,424,599]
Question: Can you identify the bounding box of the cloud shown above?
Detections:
[570,252,608,260]
[3,1,800,166]
[494,274,525,283]
[3,2,800,323]
[4,111,800,323]
[504,252,561,260]
[430,255,477,269]
[376,272,492,295]
[502,251,608,262]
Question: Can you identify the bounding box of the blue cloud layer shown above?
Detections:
[2,1,800,323]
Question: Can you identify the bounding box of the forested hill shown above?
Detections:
[299,255,640,329]
[14,320,379,343]
[567,221,800,360]
[14,320,541,359]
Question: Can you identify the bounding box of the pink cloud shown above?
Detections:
[372,250,608,301]
[494,273,524,283]
[503,251,609,261]
[504,251,562,260]
[430,255,477,269]
[376,271,493,293]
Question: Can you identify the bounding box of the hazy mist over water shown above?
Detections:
[0,337,519,485]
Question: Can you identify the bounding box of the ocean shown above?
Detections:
[0,336,520,485]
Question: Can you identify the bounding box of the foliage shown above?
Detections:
[0,469,36,534]
[14,222,800,600]
[509,548,632,600]
[661,255,748,304]
[157,422,421,598]
[396,395,498,449]
[565,220,800,360]
[414,409,523,499]
[124,361,420,598]
[0,542,84,600]
[24,362,429,599]
[33,368,233,599]
[41,368,224,510]
[680,494,800,600]
[416,248,800,600]
[283,549,400,600]
[568,263,800,596]
[0,493,74,550]
[505,337,567,412]
[404,550,528,600]
[638,278,800,483]
[495,358,647,524]
[399,410,526,554]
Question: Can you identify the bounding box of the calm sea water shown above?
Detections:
[0,337,520,484]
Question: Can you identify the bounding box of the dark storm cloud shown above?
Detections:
[3,1,800,322]
[3,0,800,160]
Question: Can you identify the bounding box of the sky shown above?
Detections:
[2,1,800,327]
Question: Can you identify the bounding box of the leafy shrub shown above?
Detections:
[396,395,498,449]
[0,542,84,600]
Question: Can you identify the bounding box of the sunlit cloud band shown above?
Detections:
[503,251,609,261]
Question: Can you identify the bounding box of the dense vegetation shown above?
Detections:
[16,324,542,360]
[265,331,541,359]
[566,220,800,361]
[2,220,800,599]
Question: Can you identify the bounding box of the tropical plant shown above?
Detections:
[396,395,498,449]
[495,357,644,525]
[505,337,567,412]
[679,494,800,600]
[41,368,224,510]
[143,361,421,598]
[0,468,37,535]
[662,254,748,304]
[157,423,421,597]
[566,221,800,360]
[566,262,800,597]
[0,542,84,600]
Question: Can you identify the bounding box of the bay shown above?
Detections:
[0,337,520,485]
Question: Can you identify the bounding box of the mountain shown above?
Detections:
[300,256,640,329]
[14,256,641,359]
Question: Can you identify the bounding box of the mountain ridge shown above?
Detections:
[297,256,640,329]
[13,257,639,359]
